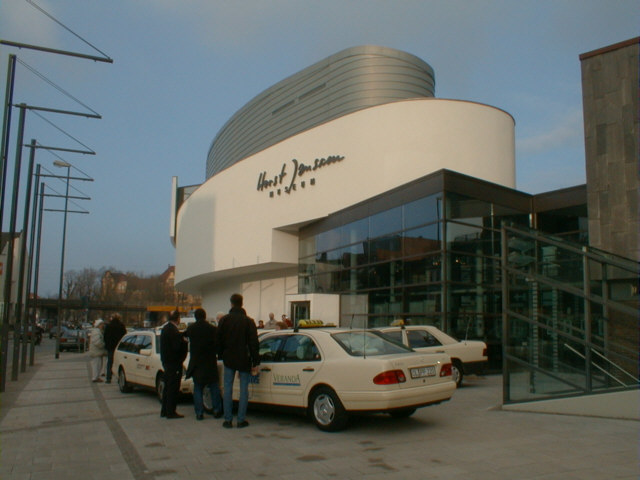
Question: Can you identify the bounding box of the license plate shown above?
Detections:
[410,366,436,378]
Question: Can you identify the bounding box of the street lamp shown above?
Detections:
[53,160,71,360]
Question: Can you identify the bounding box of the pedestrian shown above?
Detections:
[160,310,188,419]
[184,308,223,421]
[104,313,127,384]
[265,312,277,329]
[217,293,260,428]
[282,314,292,328]
[89,319,107,383]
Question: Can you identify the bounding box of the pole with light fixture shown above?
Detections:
[53,160,70,360]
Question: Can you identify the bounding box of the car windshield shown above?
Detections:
[332,331,413,357]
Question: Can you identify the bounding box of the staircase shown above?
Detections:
[500,224,639,418]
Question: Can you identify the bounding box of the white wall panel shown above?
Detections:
[176,99,514,294]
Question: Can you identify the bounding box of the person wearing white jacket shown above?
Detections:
[89,319,107,382]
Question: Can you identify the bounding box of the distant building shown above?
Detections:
[100,266,200,307]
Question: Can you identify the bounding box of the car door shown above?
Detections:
[116,334,140,384]
[246,334,284,404]
[132,333,155,388]
[269,334,321,407]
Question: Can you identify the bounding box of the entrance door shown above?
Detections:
[291,301,310,327]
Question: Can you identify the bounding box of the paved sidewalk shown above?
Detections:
[1,344,638,480]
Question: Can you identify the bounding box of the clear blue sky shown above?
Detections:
[1,0,638,296]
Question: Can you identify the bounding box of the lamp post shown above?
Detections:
[53,160,70,360]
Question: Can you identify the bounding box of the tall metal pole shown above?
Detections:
[26,165,41,366]
[0,56,17,393]
[7,105,26,382]
[54,164,70,359]
[16,140,37,372]
[32,182,45,353]
[0,54,16,225]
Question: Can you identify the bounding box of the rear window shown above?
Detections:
[332,331,413,357]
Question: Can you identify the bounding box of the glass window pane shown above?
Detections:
[405,285,442,314]
[332,331,412,356]
[404,194,443,229]
[404,253,442,284]
[299,237,316,258]
[369,235,403,262]
[447,219,484,244]
[447,193,491,221]
[259,335,285,362]
[370,206,402,238]
[281,335,320,362]
[404,223,442,255]
[316,228,341,252]
[341,218,368,245]
[407,329,442,348]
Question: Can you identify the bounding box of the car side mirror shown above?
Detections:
[139,348,152,356]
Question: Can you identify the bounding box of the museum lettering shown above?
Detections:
[257,155,345,195]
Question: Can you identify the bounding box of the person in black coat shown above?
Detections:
[218,293,260,429]
[104,313,127,384]
[160,310,188,419]
[184,308,223,420]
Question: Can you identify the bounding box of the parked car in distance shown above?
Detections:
[215,326,456,431]
[113,329,193,400]
[58,326,87,352]
[376,325,488,387]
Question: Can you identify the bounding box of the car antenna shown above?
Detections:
[362,316,367,360]
[349,313,355,330]
[464,316,471,343]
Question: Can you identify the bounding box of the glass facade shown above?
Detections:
[298,173,587,370]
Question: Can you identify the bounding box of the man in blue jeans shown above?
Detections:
[217,293,260,428]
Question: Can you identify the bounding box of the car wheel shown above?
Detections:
[118,368,133,393]
[389,407,416,418]
[452,359,464,387]
[309,387,348,432]
[156,373,165,403]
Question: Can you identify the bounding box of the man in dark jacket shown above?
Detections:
[217,293,260,428]
[104,313,127,384]
[184,308,223,420]
[160,310,188,419]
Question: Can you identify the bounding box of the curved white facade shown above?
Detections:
[175,98,514,317]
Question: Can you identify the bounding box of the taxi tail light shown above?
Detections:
[482,347,488,357]
[373,370,406,385]
[440,363,452,377]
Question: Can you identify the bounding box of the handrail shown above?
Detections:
[563,343,632,388]
[503,223,639,405]
[503,224,640,274]
[589,346,639,384]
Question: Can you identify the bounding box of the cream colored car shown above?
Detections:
[224,327,456,431]
[113,329,193,399]
[376,325,488,387]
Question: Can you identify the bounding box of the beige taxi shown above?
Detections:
[376,325,488,387]
[113,329,193,399]
[219,325,456,431]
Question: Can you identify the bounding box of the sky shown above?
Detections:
[0,0,638,296]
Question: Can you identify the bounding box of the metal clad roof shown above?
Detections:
[206,46,435,178]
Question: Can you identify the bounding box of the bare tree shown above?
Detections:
[63,268,103,300]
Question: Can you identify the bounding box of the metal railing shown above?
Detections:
[501,224,639,404]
